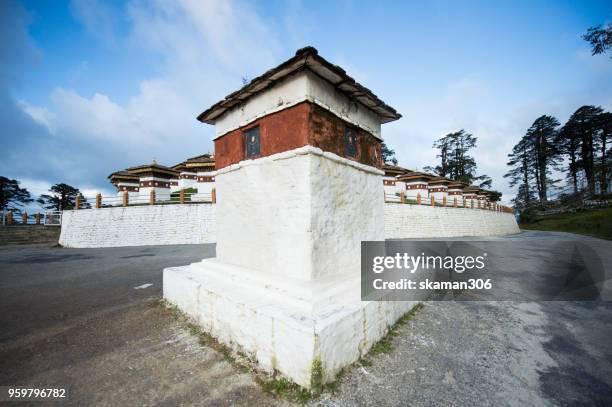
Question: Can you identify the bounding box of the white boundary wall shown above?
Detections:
[59,204,216,248]
[384,203,519,238]
[59,202,518,248]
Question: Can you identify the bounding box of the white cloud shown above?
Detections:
[70,0,119,44]
[18,101,56,134]
[17,0,285,187]
[384,75,591,205]
[18,178,52,198]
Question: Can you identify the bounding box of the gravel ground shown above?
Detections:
[1,232,611,406]
[316,300,612,406]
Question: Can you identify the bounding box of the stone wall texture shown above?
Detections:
[0,226,61,245]
[59,201,518,248]
[384,203,520,238]
[215,146,384,282]
[59,204,216,248]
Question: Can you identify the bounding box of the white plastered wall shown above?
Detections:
[215,145,384,282]
[59,204,216,248]
[138,177,172,200]
[195,170,216,196]
[429,187,448,203]
[405,182,428,200]
[179,173,197,190]
[214,71,382,140]
[384,204,519,238]
[383,177,407,198]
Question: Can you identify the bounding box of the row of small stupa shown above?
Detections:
[107,154,215,199]
[382,164,497,205]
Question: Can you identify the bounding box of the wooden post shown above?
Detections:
[150,190,155,206]
[477,200,481,209]
[463,197,466,208]
[122,191,129,207]
[96,193,101,209]
[470,199,474,209]
[453,197,457,207]
[400,191,406,204]
[7,211,13,225]
[22,211,27,224]
[442,196,447,207]
[416,193,421,205]
[35,211,41,225]
[211,188,216,203]
[179,189,185,204]
[75,195,81,210]
[430,195,435,206]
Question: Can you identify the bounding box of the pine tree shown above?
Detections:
[595,111,611,194]
[427,129,491,186]
[37,183,90,211]
[0,177,33,214]
[424,135,451,177]
[582,24,612,57]
[381,142,398,165]
[557,120,582,194]
[504,136,534,209]
[524,115,560,202]
[562,106,604,195]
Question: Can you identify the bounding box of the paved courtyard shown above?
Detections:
[0,232,611,406]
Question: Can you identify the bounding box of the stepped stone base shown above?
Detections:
[163,259,416,388]
[0,226,60,246]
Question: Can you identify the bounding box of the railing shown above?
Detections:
[583,199,612,208]
[1,210,62,226]
[77,189,217,210]
[384,192,514,214]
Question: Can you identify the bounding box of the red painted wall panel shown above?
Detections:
[213,101,381,170]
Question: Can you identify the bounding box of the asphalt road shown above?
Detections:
[0,232,611,406]
[0,244,286,406]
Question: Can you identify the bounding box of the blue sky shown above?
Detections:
[1,0,611,203]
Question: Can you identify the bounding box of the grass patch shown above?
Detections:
[310,358,323,396]
[359,358,373,367]
[255,376,311,403]
[369,303,424,356]
[520,207,612,240]
[370,337,393,355]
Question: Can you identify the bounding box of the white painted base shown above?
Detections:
[163,259,416,388]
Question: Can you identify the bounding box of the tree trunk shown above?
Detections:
[522,153,531,206]
[581,131,595,195]
[533,159,542,202]
[538,137,548,202]
[600,131,608,195]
